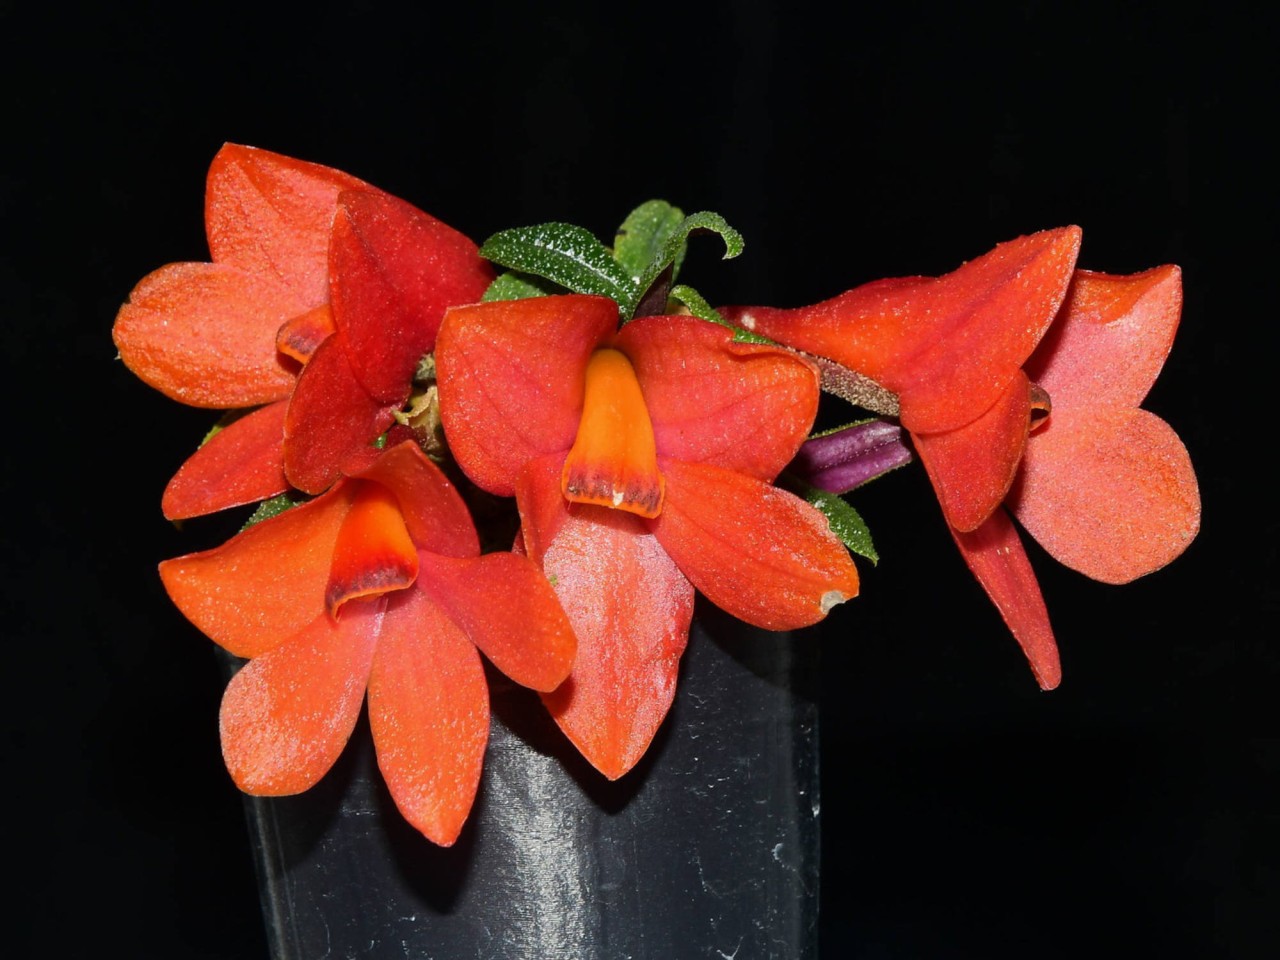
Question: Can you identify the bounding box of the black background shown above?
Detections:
[6,2,1273,956]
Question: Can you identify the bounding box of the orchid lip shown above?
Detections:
[561,348,665,519]
[324,482,419,615]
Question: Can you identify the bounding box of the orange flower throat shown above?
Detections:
[561,348,665,519]
[325,482,419,616]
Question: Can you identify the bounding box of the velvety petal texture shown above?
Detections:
[162,401,290,520]
[1010,265,1199,584]
[518,457,694,780]
[889,227,1080,434]
[368,587,489,846]
[115,143,376,408]
[653,459,859,630]
[947,262,1194,684]
[355,441,480,558]
[113,262,301,407]
[283,333,400,494]
[283,191,492,495]
[160,485,357,657]
[331,190,495,403]
[326,483,420,614]
[220,598,384,795]
[160,399,290,522]
[204,143,373,300]
[912,372,1031,532]
[1027,266,1183,410]
[718,230,1208,692]
[952,511,1061,690]
[436,295,618,495]
[418,552,577,692]
[120,144,492,520]
[721,227,1081,434]
[617,315,820,481]
[1012,408,1200,584]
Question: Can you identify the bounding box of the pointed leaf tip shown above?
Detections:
[479,222,640,315]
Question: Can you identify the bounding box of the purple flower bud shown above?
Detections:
[789,420,912,494]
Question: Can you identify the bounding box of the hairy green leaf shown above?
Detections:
[480,223,639,313]
[666,211,746,262]
[614,200,685,282]
[482,271,562,302]
[669,284,776,344]
[241,492,308,532]
[634,211,744,317]
[802,485,879,564]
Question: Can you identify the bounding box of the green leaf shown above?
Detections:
[669,284,777,344]
[614,200,685,283]
[667,283,719,323]
[802,486,879,565]
[634,211,745,317]
[480,222,640,313]
[241,492,307,532]
[666,210,745,262]
[482,271,563,302]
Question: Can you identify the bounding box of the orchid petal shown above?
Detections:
[331,190,494,404]
[220,598,383,795]
[159,484,356,658]
[652,458,859,630]
[113,262,299,407]
[718,276,925,385]
[205,143,372,304]
[540,511,693,780]
[513,453,576,565]
[417,552,577,692]
[892,227,1080,433]
[162,401,289,520]
[368,587,488,846]
[518,457,693,779]
[283,332,398,495]
[436,294,617,495]
[325,482,419,615]
[354,441,479,559]
[951,509,1061,690]
[1010,406,1200,584]
[1026,266,1182,411]
[912,372,1031,533]
[275,303,336,363]
[721,227,1080,434]
[617,315,820,481]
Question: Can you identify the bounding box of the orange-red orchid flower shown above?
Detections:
[113,144,492,518]
[741,240,1199,690]
[114,144,371,517]
[158,441,577,845]
[958,267,1200,663]
[435,295,859,779]
[950,266,1200,689]
[721,227,1082,534]
[720,229,1080,683]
